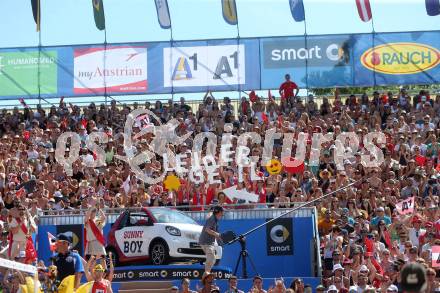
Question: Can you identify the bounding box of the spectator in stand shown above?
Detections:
[0,85,436,288]
[248,276,267,293]
[278,74,299,105]
[179,278,197,293]
[198,272,219,293]
[224,275,244,293]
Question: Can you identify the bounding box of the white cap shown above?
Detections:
[333,263,344,272]
[387,285,398,292]
[54,191,63,198]
[348,286,358,293]
[359,265,369,273]
[327,285,338,292]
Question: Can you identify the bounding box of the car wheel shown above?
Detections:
[149,240,169,265]
[106,248,119,267]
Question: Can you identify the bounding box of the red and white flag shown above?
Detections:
[432,246,440,268]
[355,0,372,22]
[395,196,415,215]
[268,90,274,102]
[47,232,57,252]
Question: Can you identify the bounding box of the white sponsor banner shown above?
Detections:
[74,46,147,94]
[163,44,245,88]
[115,226,149,258]
[0,258,37,274]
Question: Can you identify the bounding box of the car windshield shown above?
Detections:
[150,208,198,225]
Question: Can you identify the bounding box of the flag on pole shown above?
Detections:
[222,0,238,25]
[122,175,131,194]
[31,0,41,32]
[47,232,57,252]
[289,0,305,22]
[18,98,28,108]
[426,0,440,16]
[155,0,171,29]
[355,0,372,22]
[432,245,440,268]
[92,0,106,31]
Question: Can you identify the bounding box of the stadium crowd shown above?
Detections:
[0,74,438,292]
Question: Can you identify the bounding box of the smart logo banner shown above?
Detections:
[260,35,354,88]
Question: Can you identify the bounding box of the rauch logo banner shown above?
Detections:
[361,42,440,74]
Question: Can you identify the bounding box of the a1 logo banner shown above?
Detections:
[395,196,415,215]
[433,246,440,268]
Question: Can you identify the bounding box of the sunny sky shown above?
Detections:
[0,0,439,48]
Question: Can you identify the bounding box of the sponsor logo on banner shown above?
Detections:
[262,37,351,68]
[112,267,232,281]
[115,226,147,257]
[74,46,147,94]
[163,45,245,87]
[266,218,293,256]
[361,42,440,74]
[0,51,57,96]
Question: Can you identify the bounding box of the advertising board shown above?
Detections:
[73,46,148,95]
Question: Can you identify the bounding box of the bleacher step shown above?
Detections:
[118,280,174,291]
[119,289,171,293]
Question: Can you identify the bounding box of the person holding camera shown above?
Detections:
[198,206,224,274]
[84,207,106,259]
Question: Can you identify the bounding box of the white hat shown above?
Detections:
[359,265,369,273]
[333,264,344,272]
[387,285,398,292]
[54,191,63,198]
[327,285,338,292]
[348,286,358,293]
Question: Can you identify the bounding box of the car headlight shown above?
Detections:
[165,226,181,236]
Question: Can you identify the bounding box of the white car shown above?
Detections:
[106,207,222,266]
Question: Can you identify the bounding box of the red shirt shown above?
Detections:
[279,81,298,99]
[92,280,108,293]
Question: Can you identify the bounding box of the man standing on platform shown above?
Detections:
[8,205,36,259]
[198,206,224,274]
[279,74,299,105]
[84,207,106,259]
